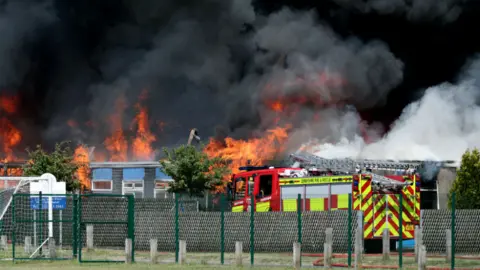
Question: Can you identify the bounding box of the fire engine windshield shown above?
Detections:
[258,175,272,197]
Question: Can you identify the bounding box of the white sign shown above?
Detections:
[30,175,66,210]
[28,173,65,238]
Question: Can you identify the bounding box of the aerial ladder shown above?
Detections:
[288,152,455,191]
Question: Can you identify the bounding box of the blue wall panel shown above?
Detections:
[123,168,145,180]
[155,168,172,180]
[92,168,113,180]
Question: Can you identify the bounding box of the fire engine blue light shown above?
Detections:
[239,166,270,171]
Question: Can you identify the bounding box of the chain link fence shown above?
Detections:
[1,191,480,268]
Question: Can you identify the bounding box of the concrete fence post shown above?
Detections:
[418,245,427,270]
[125,238,132,264]
[0,235,7,250]
[293,242,301,269]
[150,239,158,264]
[324,227,333,268]
[382,228,390,261]
[235,241,243,266]
[179,240,187,264]
[48,238,56,259]
[86,225,94,250]
[24,236,32,254]
[325,227,333,245]
[324,243,332,269]
[445,229,451,263]
[354,227,363,270]
[415,226,423,263]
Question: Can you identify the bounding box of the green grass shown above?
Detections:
[0,261,294,270]
[2,246,480,269]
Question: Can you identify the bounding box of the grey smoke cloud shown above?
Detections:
[246,9,403,133]
[0,0,56,89]
[0,0,407,160]
[333,0,465,22]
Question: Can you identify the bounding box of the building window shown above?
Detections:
[122,180,144,198]
[154,180,172,199]
[92,180,113,192]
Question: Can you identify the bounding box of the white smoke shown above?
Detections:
[303,80,480,162]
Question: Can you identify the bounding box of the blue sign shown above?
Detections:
[30,197,67,210]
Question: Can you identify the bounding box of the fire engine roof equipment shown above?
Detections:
[289,152,456,172]
[289,152,456,192]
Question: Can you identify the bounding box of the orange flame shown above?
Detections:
[0,94,21,161]
[0,118,21,161]
[131,91,156,161]
[0,95,18,114]
[0,167,23,176]
[104,95,128,161]
[74,145,91,190]
[268,100,285,112]
[204,125,291,175]
[69,90,159,162]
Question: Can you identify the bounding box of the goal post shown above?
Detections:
[0,176,51,227]
[0,173,67,260]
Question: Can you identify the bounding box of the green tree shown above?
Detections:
[159,145,230,197]
[449,148,480,209]
[23,141,82,192]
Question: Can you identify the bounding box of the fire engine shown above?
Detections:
[228,152,453,251]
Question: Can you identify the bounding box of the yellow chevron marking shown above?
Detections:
[364,221,373,238]
[373,195,387,237]
[404,231,413,238]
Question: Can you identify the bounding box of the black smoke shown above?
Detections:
[1,0,480,158]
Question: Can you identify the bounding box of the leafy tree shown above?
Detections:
[449,148,480,209]
[159,145,230,197]
[23,141,81,192]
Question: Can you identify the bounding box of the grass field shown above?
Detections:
[0,261,293,270]
[2,246,480,269]
[2,257,480,270]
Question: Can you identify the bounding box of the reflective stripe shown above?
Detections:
[310,198,325,211]
[283,199,297,212]
[360,176,373,239]
[256,201,270,212]
[373,194,387,237]
[232,205,244,212]
[414,175,421,223]
[280,175,352,186]
[337,194,349,209]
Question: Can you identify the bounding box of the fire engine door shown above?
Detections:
[372,194,388,238]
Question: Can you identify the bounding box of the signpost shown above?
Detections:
[29,173,66,245]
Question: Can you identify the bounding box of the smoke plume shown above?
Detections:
[306,56,480,162]
[332,0,465,22]
[0,0,479,163]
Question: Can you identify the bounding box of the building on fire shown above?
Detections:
[89,161,173,198]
